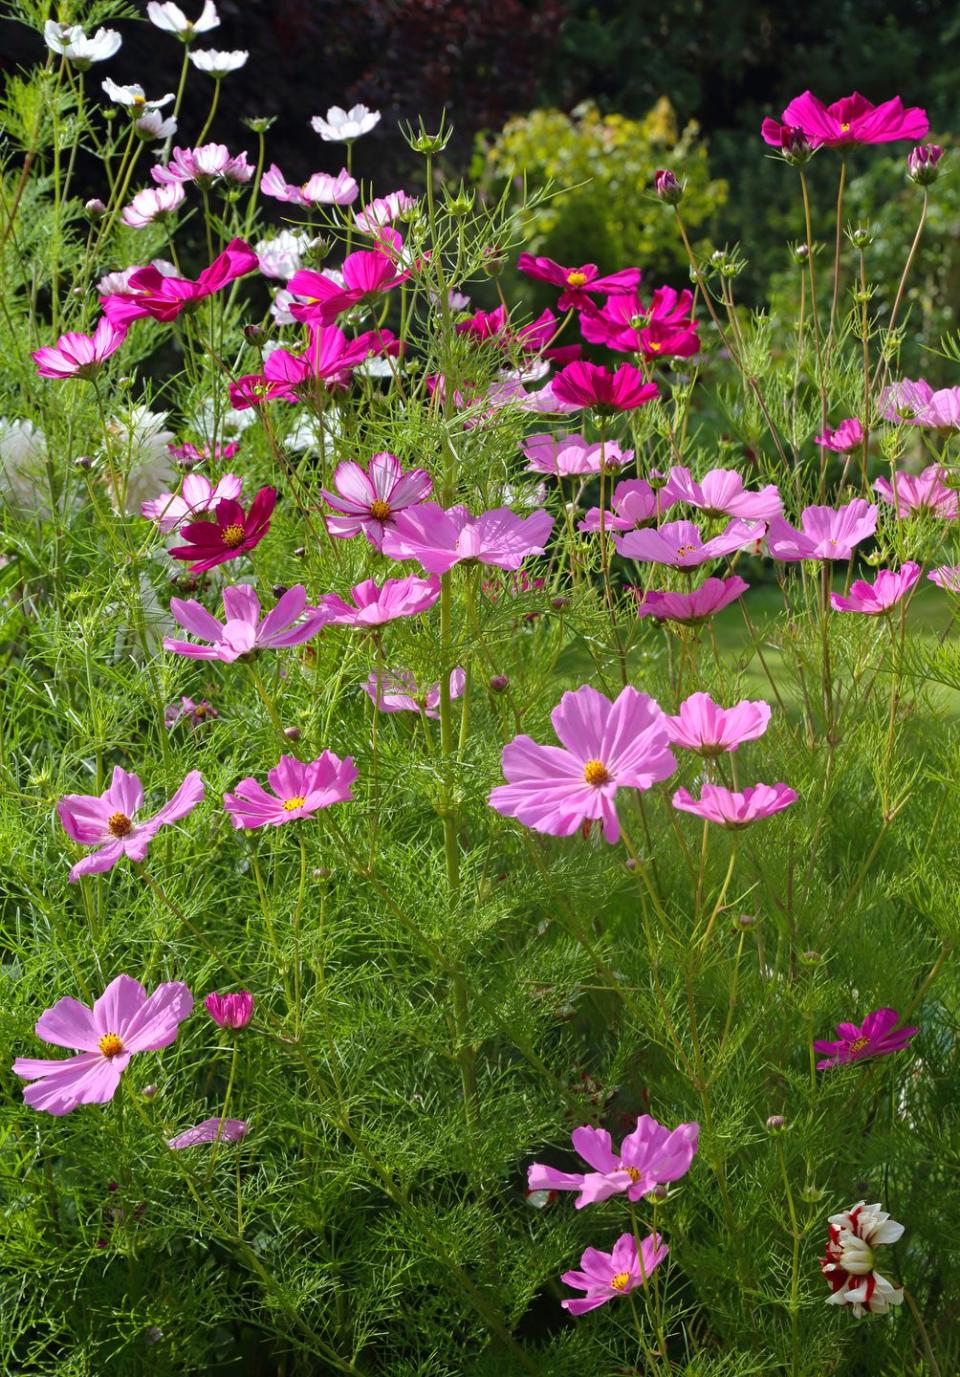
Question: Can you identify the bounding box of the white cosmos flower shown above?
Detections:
[104,407,176,515]
[311,104,380,142]
[134,110,178,142]
[189,48,248,77]
[193,397,256,441]
[255,230,321,282]
[44,22,121,68]
[146,1,220,40]
[0,418,53,516]
[102,79,174,112]
[122,183,186,228]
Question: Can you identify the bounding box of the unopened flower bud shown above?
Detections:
[144,1326,164,1345]
[800,949,822,965]
[243,323,264,343]
[645,1183,669,1203]
[791,241,810,265]
[736,913,757,928]
[551,595,569,610]
[312,866,331,880]
[481,244,507,278]
[766,1114,786,1133]
[654,169,683,205]
[271,584,288,599]
[908,143,943,186]
[443,182,475,217]
[283,725,301,741]
[243,115,277,134]
[85,198,107,219]
[293,546,306,558]
[625,857,638,872]
[74,455,93,470]
[779,124,813,165]
[142,1083,159,1099]
[489,674,509,693]
[204,990,254,1030]
[848,223,874,250]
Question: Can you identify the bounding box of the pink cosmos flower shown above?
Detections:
[821,1202,905,1317]
[315,575,440,627]
[236,324,398,406]
[122,182,185,227]
[321,451,432,549]
[57,766,204,881]
[168,486,276,571]
[580,286,699,358]
[169,439,239,467]
[517,254,641,312]
[814,1008,917,1070]
[364,667,466,717]
[830,562,921,614]
[489,684,676,844]
[205,991,254,1029]
[664,466,782,520]
[561,1232,668,1315]
[164,584,328,660]
[552,360,659,413]
[152,143,252,187]
[766,500,877,561]
[762,91,928,149]
[664,692,771,755]
[908,143,944,184]
[616,517,764,567]
[32,317,127,379]
[873,466,958,518]
[141,471,242,532]
[579,478,675,533]
[528,1114,699,1209]
[13,973,193,1116]
[288,247,409,325]
[102,238,257,324]
[672,781,797,827]
[165,695,217,729]
[355,190,416,232]
[168,1117,248,1148]
[878,377,935,425]
[260,163,358,207]
[223,752,357,829]
[929,565,960,593]
[522,432,631,476]
[917,387,960,428]
[456,305,580,366]
[814,418,864,453]
[382,504,554,574]
[634,576,749,623]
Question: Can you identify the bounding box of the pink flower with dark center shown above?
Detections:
[528,1114,699,1208]
[152,143,251,187]
[873,466,958,518]
[316,575,440,627]
[141,471,242,532]
[223,752,356,829]
[168,1117,248,1148]
[382,504,553,574]
[517,254,641,312]
[664,692,771,755]
[814,1008,917,1070]
[766,500,877,561]
[205,991,254,1029]
[814,418,864,453]
[164,584,328,660]
[102,238,258,323]
[168,486,276,571]
[13,973,193,1116]
[364,667,466,717]
[165,695,217,729]
[616,517,764,567]
[32,317,127,379]
[634,576,749,623]
[830,562,921,614]
[877,377,935,424]
[489,684,676,844]
[522,432,631,476]
[561,1232,668,1315]
[321,451,432,549]
[57,766,204,881]
[579,478,675,532]
[821,1202,905,1317]
[762,91,928,149]
[552,360,658,413]
[672,781,797,827]
[288,246,409,325]
[122,182,185,227]
[664,466,782,520]
[929,565,960,593]
[355,190,416,232]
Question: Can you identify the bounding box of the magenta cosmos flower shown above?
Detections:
[580,478,675,533]
[141,471,242,533]
[517,253,641,312]
[101,238,258,325]
[766,500,877,561]
[168,1117,248,1148]
[830,562,921,615]
[664,466,782,520]
[316,575,440,627]
[873,466,958,518]
[164,584,328,660]
[762,91,928,149]
[489,684,676,844]
[32,317,127,379]
[815,418,863,454]
[552,360,658,413]
[664,692,771,756]
[616,517,764,567]
[529,1114,699,1209]
[821,1202,905,1317]
[382,504,553,574]
[233,324,396,407]
[223,752,357,829]
[364,667,466,717]
[635,576,749,624]
[288,247,409,325]
[673,781,797,827]
[13,974,193,1115]
[580,286,699,358]
[321,451,432,549]
[58,766,203,881]
[456,305,580,366]
[205,990,254,1029]
[814,1008,917,1070]
[168,486,276,572]
[561,1232,668,1316]
[522,432,631,477]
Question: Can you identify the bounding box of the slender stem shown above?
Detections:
[196,79,222,147]
[828,159,847,341]
[904,1290,942,1377]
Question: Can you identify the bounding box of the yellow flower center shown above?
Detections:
[583,759,611,786]
[849,1036,871,1053]
[840,122,851,132]
[107,811,133,838]
[369,499,392,521]
[221,523,245,548]
[133,93,146,107]
[676,544,696,558]
[98,1033,125,1058]
[647,340,662,353]
[623,1166,642,1184]
[610,1271,630,1292]
[566,271,588,287]
[282,796,306,811]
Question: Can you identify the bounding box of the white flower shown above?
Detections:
[122,183,186,228]
[146,1,220,40]
[97,261,177,295]
[102,79,174,112]
[822,1201,905,1318]
[44,21,121,68]
[270,289,299,326]
[311,104,380,143]
[189,48,248,77]
[254,230,319,282]
[0,418,52,516]
[283,409,341,452]
[104,407,176,515]
[135,110,178,142]
[193,397,256,441]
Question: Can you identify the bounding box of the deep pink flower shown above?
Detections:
[141,472,243,532]
[522,432,631,476]
[814,1008,918,1069]
[363,667,466,717]
[580,286,698,357]
[877,377,935,425]
[579,479,675,533]
[873,466,958,518]
[672,781,797,827]
[382,504,553,574]
[168,1117,248,1148]
[168,486,276,572]
[664,692,771,755]
[653,168,683,203]
[456,305,580,365]
[830,562,921,614]
[13,973,193,1115]
[762,91,928,149]
[561,1232,668,1315]
[634,576,749,623]
[908,143,944,184]
[815,418,864,453]
[664,466,782,520]
[152,143,252,187]
[316,575,440,627]
[249,324,398,404]
[58,766,204,881]
[552,360,658,413]
[528,1114,699,1209]
[205,991,254,1029]
[517,254,641,312]
[766,500,877,561]
[489,684,676,844]
[164,584,328,660]
[288,246,409,325]
[616,517,764,567]
[32,317,127,379]
[929,565,960,593]
[103,238,258,323]
[321,451,432,549]
[223,752,356,829]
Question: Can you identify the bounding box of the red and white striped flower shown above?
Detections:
[821,1201,904,1317]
